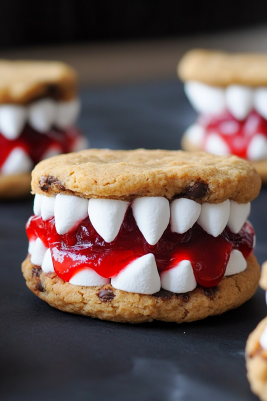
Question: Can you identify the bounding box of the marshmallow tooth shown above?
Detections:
[184,81,226,114]
[28,99,56,132]
[69,269,110,286]
[88,199,129,243]
[54,194,89,235]
[41,196,56,221]
[31,238,48,266]
[55,99,81,128]
[227,201,250,233]
[42,249,55,273]
[260,326,267,350]
[33,194,44,215]
[205,133,230,156]
[225,85,253,120]
[0,105,27,139]
[132,197,170,245]
[111,254,161,294]
[1,147,33,175]
[28,240,36,255]
[254,88,267,120]
[247,134,267,161]
[161,260,197,293]
[224,249,247,276]
[198,200,230,237]
[171,198,201,234]
[184,124,205,147]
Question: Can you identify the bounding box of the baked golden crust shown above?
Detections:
[22,254,260,324]
[246,317,267,401]
[0,173,31,199]
[178,49,267,87]
[31,148,261,204]
[0,60,77,104]
[182,134,267,184]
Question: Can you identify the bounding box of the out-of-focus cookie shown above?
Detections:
[178,49,267,183]
[0,59,88,199]
[246,263,267,401]
[22,149,260,323]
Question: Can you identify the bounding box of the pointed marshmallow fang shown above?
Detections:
[224,250,247,276]
[161,260,197,293]
[228,201,250,233]
[198,200,230,237]
[55,194,88,235]
[171,198,201,234]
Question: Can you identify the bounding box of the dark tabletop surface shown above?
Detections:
[1,80,266,401]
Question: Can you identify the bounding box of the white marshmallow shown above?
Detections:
[225,85,253,120]
[31,238,48,266]
[0,105,27,139]
[28,240,36,254]
[41,196,56,221]
[54,194,88,235]
[55,99,80,128]
[41,249,55,273]
[28,98,56,132]
[171,198,201,234]
[204,133,230,156]
[69,269,110,286]
[88,199,129,243]
[184,124,205,147]
[219,121,239,135]
[132,197,170,245]
[1,147,33,175]
[198,200,230,237]
[160,260,197,293]
[260,326,267,350]
[227,201,250,233]
[247,134,267,161]
[42,146,61,159]
[111,254,161,294]
[224,249,247,276]
[33,194,44,215]
[254,88,267,120]
[72,136,89,152]
[184,81,226,114]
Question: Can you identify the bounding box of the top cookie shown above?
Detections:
[31,149,261,203]
[178,49,267,87]
[0,60,77,104]
[260,262,267,290]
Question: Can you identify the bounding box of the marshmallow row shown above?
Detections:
[29,239,247,294]
[34,194,251,244]
[184,123,267,161]
[184,81,267,121]
[0,98,80,140]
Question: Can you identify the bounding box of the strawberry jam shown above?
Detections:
[26,207,254,288]
[199,110,267,159]
[0,124,82,169]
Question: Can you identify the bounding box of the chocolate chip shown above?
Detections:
[181,293,190,302]
[98,289,115,302]
[36,280,45,292]
[39,175,66,192]
[203,286,218,298]
[153,289,174,299]
[32,266,42,278]
[183,182,208,199]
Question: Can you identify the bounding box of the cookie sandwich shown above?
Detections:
[246,262,267,400]
[22,149,261,324]
[178,49,267,182]
[0,60,87,198]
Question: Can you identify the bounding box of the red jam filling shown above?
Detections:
[0,124,82,168]
[199,110,267,159]
[26,207,254,288]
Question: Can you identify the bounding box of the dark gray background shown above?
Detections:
[0,80,266,400]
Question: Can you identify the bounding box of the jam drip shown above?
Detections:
[26,208,254,288]
[0,124,82,168]
[199,110,267,159]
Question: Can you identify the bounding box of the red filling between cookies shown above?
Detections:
[26,207,254,288]
[0,124,82,169]
[199,110,267,159]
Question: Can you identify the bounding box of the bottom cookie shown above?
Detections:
[0,173,31,199]
[22,254,260,324]
[181,135,267,184]
[246,317,267,401]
